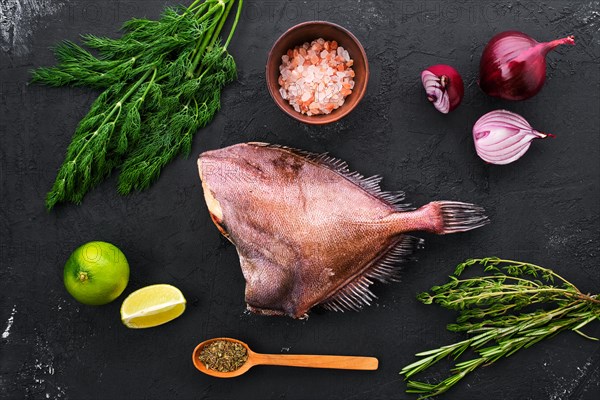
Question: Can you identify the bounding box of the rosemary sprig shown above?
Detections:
[31,0,243,209]
[400,257,600,398]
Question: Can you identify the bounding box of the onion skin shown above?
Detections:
[421,64,464,113]
[479,31,575,101]
[473,109,552,165]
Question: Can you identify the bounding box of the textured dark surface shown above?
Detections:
[1,1,599,399]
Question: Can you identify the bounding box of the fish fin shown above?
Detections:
[249,142,412,211]
[320,235,424,313]
[365,235,424,283]
[435,201,490,234]
[320,276,377,313]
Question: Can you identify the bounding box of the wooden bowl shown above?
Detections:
[266,21,369,125]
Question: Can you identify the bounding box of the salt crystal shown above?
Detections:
[277,38,355,116]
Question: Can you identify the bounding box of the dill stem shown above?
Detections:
[196,0,238,78]
[195,2,223,23]
[223,0,243,50]
[138,67,158,102]
[207,0,236,51]
[72,68,154,163]
[186,3,223,76]
[189,2,225,76]
[186,0,206,12]
[191,0,220,16]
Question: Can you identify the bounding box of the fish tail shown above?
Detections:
[434,201,490,234]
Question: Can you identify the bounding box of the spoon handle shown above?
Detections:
[252,353,378,370]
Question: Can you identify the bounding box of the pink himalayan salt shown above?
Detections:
[278,38,355,116]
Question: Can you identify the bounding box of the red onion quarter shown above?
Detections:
[421,64,464,113]
[479,31,575,100]
[473,110,554,165]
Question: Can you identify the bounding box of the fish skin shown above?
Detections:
[198,143,489,319]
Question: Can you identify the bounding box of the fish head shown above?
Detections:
[198,142,306,196]
[197,143,275,237]
[198,142,267,192]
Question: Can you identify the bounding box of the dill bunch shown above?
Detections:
[31,0,243,209]
[400,257,599,398]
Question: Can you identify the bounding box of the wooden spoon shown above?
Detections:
[192,337,378,378]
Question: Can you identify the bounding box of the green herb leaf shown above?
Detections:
[400,258,600,399]
[33,0,244,209]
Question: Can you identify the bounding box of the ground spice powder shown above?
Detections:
[199,340,248,372]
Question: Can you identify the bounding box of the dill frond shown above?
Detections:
[31,0,244,209]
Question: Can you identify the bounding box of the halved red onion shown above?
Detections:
[473,110,553,165]
[421,65,464,114]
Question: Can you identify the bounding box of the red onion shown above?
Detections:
[421,64,464,113]
[479,31,575,100]
[473,110,554,165]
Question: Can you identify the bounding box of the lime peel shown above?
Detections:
[63,241,129,306]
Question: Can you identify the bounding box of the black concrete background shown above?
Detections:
[1,1,599,399]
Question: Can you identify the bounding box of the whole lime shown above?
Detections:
[63,241,130,305]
